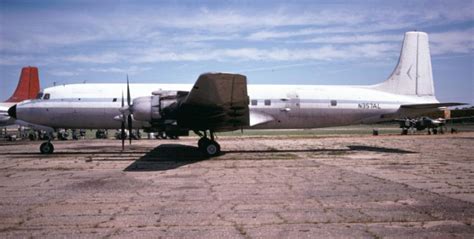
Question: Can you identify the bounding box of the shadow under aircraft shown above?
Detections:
[124,143,416,172]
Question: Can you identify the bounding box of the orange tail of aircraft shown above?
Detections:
[6,66,40,102]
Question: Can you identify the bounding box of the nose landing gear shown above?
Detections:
[40,141,54,154]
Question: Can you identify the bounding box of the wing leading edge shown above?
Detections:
[400,102,466,109]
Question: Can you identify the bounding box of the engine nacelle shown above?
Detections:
[132,91,182,123]
[132,96,162,122]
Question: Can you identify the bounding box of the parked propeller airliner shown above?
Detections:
[8,32,464,156]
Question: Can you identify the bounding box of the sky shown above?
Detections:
[0,0,473,105]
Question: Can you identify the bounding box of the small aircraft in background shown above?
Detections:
[0,66,40,127]
[8,32,466,155]
[397,117,447,135]
[397,116,473,135]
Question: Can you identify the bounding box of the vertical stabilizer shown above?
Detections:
[372,32,435,96]
[6,66,40,102]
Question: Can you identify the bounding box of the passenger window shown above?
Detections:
[251,100,257,106]
[264,99,271,106]
[43,93,50,100]
[113,98,117,102]
[330,100,337,106]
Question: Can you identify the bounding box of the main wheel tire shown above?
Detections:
[198,138,210,149]
[202,140,221,157]
[40,142,54,154]
[28,133,37,141]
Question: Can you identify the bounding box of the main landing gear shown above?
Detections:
[37,130,221,156]
[196,130,221,157]
[40,140,54,154]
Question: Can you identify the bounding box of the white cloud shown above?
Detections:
[246,24,414,41]
[88,66,152,74]
[4,3,471,53]
[302,34,402,44]
[1,2,473,68]
[247,28,321,41]
[127,43,397,63]
[238,62,324,73]
[48,65,152,76]
[0,55,31,66]
[48,70,79,77]
[430,28,474,55]
[64,52,122,64]
[141,7,365,31]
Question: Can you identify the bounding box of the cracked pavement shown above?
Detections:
[0,132,473,238]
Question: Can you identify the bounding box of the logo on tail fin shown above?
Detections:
[6,66,40,102]
[372,32,435,96]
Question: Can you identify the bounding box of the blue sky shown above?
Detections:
[0,0,473,104]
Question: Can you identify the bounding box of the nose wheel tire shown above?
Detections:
[198,139,220,157]
[40,142,54,154]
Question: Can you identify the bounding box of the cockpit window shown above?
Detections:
[36,92,44,99]
[43,93,50,100]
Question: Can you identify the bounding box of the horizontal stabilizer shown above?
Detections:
[400,102,466,109]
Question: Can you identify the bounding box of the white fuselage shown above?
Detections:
[10,31,447,133]
[0,103,16,127]
[15,83,439,130]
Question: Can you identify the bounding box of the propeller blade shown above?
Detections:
[121,120,125,150]
[128,114,133,145]
[126,75,132,145]
[126,75,131,107]
[121,91,124,108]
[121,91,125,150]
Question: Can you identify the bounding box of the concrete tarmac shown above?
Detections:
[0,133,473,238]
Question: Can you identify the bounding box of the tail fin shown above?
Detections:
[372,31,435,96]
[6,66,40,102]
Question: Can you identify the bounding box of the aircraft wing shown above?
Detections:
[380,102,467,120]
[400,102,466,109]
[393,118,412,123]
[444,116,474,123]
[178,73,250,131]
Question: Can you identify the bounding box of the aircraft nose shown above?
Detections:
[8,105,16,118]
